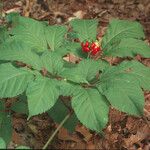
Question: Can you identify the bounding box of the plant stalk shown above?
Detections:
[42,113,71,149]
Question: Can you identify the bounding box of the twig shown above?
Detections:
[42,113,72,149]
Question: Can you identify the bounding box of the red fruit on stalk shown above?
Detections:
[81,40,101,55]
[90,42,96,49]
[90,41,101,55]
[81,41,91,52]
[83,46,90,52]
[85,41,89,47]
[81,41,89,47]
[91,49,99,55]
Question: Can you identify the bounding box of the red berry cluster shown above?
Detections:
[81,41,101,56]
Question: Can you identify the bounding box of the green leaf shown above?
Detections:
[104,38,150,58]
[100,81,144,116]
[11,96,28,115]
[41,51,64,75]
[0,101,5,126]
[66,41,88,58]
[45,25,67,51]
[0,113,12,144]
[0,63,34,98]
[26,76,59,117]
[48,99,78,132]
[7,13,47,52]
[0,137,6,149]
[0,41,42,70]
[55,41,87,58]
[102,19,145,54]
[63,41,83,56]
[97,60,149,116]
[56,80,75,96]
[0,100,5,111]
[61,59,100,83]
[70,19,98,42]
[0,26,9,43]
[16,146,30,149]
[126,61,150,90]
[72,87,109,131]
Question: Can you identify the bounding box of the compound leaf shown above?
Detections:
[97,60,149,116]
[61,59,101,83]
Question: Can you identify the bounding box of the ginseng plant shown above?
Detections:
[0,13,150,149]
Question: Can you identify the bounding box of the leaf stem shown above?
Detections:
[42,113,72,149]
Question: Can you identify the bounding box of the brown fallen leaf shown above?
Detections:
[124,125,149,148]
[86,140,95,149]
[58,127,80,143]
[75,125,93,142]
[63,54,81,64]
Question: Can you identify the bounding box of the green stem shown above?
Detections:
[42,113,72,149]
[87,52,91,59]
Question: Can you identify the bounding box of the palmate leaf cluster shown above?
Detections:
[0,13,150,145]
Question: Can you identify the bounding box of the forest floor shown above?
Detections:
[1,0,150,149]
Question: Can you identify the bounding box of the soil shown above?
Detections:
[1,0,150,149]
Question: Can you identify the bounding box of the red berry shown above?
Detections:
[81,41,91,53]
[82,46,90,52]
[81,41,89,47]
[96,46,101,51]
[81,42,84,47]
[85,41,89,47]
[91,46,101,55]
[91,49,98,55]
[90,43,96,49]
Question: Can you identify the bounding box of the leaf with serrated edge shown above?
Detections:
[7,13,47,52]
[0,41,42,70]
[61,41,83,58]
[60,59,100,83]
[41,51,64,75]
[26,76,59,117]
[127,61,150,90]
[104,38,150,58]
[70,19,98,42]
[0,63,34,98]
[97,60,148,116]
[45,25,67,51]
[72,87,109,131]
[102,19,145,54]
